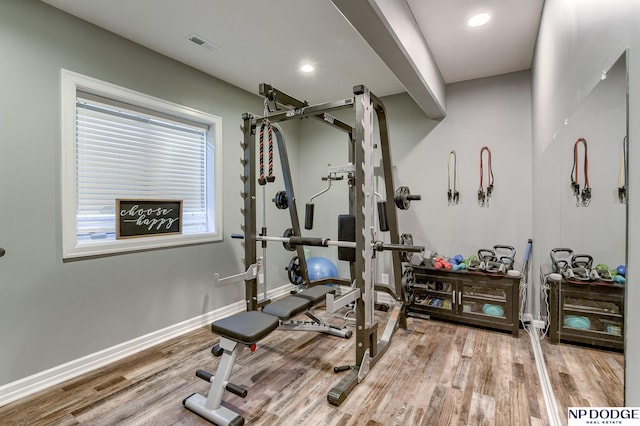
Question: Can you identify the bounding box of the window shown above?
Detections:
[61,70,222,258]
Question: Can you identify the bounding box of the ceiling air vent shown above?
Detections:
[186,34,221,52]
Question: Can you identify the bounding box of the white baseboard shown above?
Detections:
[0,284,293,408]
[527,325,562,426]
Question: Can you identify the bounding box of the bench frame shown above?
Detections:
[183,337,245,426]
[183,287,349,425]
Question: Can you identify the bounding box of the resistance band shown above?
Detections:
[570,137,590,206]
[618,136,628,203]
[447,150,459,205]
[478,146,494,207]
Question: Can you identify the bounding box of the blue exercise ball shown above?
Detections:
[307,257,339,283]
[616,265,626,277]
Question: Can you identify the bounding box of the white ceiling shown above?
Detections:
[408,0,544,84]
[41,0,543,106]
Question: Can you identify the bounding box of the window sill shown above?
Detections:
[62,232,221,260]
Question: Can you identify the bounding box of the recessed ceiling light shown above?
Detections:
[300,64,314,73]
[468,13,491,27]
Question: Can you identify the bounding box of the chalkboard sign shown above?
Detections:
[116,199,182,239]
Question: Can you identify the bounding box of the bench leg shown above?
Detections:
[183,337,245,426]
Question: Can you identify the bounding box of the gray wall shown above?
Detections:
[394,71,533,264]
[532,0,640,403]
[0,0,296,386]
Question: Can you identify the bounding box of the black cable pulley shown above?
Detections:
[272,191,288,209]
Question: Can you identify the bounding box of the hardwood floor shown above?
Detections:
[541,339,624,425]
[0,311,624,425]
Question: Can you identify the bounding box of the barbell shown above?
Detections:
[231,232,422,255]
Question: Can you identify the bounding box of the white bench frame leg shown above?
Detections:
[183,337,245,426]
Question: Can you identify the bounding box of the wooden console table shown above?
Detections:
[548,279,624,351]
[407,265,520,337]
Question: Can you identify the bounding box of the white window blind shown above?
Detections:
[75,93,211,238]
[61,69,222,259]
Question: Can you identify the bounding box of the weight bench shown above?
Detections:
[184,285,351,425]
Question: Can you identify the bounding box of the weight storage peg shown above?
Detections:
[394,186,421,210]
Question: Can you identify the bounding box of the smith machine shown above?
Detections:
[245,84,422,404]
[184,83,423,425]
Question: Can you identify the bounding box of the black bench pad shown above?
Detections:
[262,296,311,320]
[211,311,280,345]
[295,285,335,305]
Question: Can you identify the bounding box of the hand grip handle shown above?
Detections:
[196,369,213,382]
[226,382,248,398]
[305,203,314,230]
[377,201,389,232]
[288,236,328,247]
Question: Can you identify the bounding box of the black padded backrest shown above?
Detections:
[338,214,356,262]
